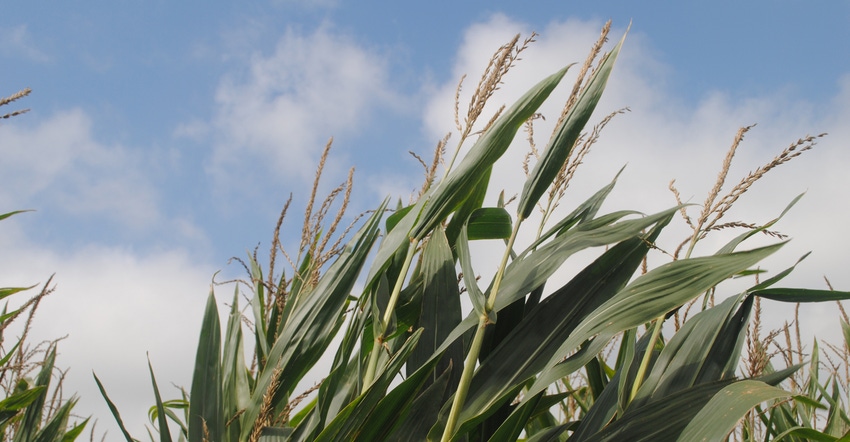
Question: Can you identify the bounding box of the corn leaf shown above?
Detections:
[13,346,55,442]
[632,294,754,407]
[466,207,512,240]
[517,30,626,220]
[410,66,570,241]
[241,204,383,440]
[188,291,222,442]
[314,329,424,442]
[447,218,667,436]
[676,380,790,442]
[93,373,135,441]
[752,288,850,302]
[407,226,463,391]
[148,359,174,442]
[222,288,249,442]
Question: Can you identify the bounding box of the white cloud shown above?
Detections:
[420,15,850,350]
[0,24,50,63]
[206,24,397,190]
[0,227,218,436]
[0,109,161,230]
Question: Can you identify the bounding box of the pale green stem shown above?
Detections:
[441,316,487,442]
[630,315,664,401]
[441,218,523,441]
[363,239,419,387]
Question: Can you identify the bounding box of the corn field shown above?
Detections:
[4,21,850,442]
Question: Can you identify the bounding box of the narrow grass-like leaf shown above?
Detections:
[222,288,249,442]
[753,288,850,302]
[550,242,785,371]
[487,391,544,442]
[61,417,90,442]
[93,373,135,441]
[0,209,33,221]
[148,359,174,442]
[445,167,491,247]
[0,286,36,302]
[188,290,222,442]
[353,347,441,441]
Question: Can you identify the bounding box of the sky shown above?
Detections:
[2,1,850,438]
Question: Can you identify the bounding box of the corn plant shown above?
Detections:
[96,22,850,441]
[0,211,89,441]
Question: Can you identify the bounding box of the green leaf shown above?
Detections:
[386,364,453,441]
[0,210,33,221]
[13,345,55,442]
[446,220,667,437]
[632,294,754,407]
[407,226,463,392]
[0,386,46,426]
[487,391,544,442]
[148,358,174,442]
[530,241,785,407]
[93,373,135,441]
[456,221,490,322]
[411,65,571,241]
[716,192,804,255]
[32,398,77,442]
[61,417,90,442]
[314,329,425,442]
[753,288,850,302]
[188,290,222,442]
[676,381,790,441]
[550,242,785,371]
[0,285,36,302]
[241,204,384,441]
[517,30,626,220]
[466,207,512,240]
[222,288,249,442]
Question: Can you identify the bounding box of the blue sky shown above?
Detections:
[2,1,849,437]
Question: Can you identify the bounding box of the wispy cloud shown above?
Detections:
[0,109,161,229]
[0,24,50,62]
[202,24,397,194]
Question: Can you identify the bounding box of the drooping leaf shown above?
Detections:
[676,381,790,442]
[410,65,571,241]
[443,219,668,438]
[466,207,512,240]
